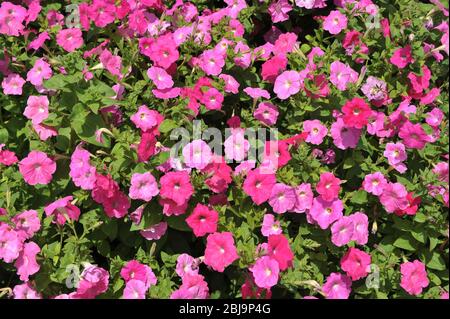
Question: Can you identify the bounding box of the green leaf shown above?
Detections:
[70,104,110,147]
[393,234,418,251]
[350,190,368,205]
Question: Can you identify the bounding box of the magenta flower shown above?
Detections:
[243,168,276,205]
[130,105,163,132]
[340,248,371,281]
[250,256,280,289]
[268,0,292,23]
[390,45,413,69]
[204,232,239,272]
[186,204,219,237]
[398,121,429,150]
[199,49,225,76]
[202,87,224,110]
[159,171,194,206]
[316,172,341,201]
[219,74,240,94]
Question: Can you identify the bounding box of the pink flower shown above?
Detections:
[303,120,328,145]
[384,142,407,173]
[323,10,348,35]
[340,248,371,281]
[309,197,344,229]
[244,87,271,100]
[182,139,213,170]
[273,32,298,55]
[12,210,41,239]
[261,55,288,83]
[44,196,80,225]
[33,123,58,141]
[13,283,41,299]
[26,58,52,86]
[129,172,159,202]
[379,182,409,213]
[243,168,276,205]
[331,216,354,247]
[263,140,292,169]
[199,49,225,76]
[28,31,50,51]
[267,234,294,271]
[19,151,56,185]
[15,242,40,281]
[56,28,84,52]
[99,49,122,78]
[349,212,369,245]
[140,222,168,241]
[261,214,282,237]
[390,46,413,69]
[176,254,199,278]
[342,97,372,129]
[219,74,240,94]
[102,191,130,219]
[171,273,209,299]
[0,144,18,166]
[268,183,297,214]
[0,225,23,263]
[330,118,361,150]
[204,232,239,272]
[89,0,116,28]
[2,73,26,95]
[148,33,179,69]
[159,197,188,216]
[130,105,163,132]
[425,108,444,127]
[268,0,292,23]
[322,272,352,299]
[123,279,146,299]
[293,183,314,213]
[224,131,250,162]
[23,95,49,124]
[329,61,358,91]
[73,265,109,299]
[362,172,387,196]
[274,70,301,100]
[398,121,429,150]
[254,102,279,126]
[147,66,174,90]
[202,87,224,110]
[250,256,280,289]
[186,204,219,237]
[160,171,194,206]
[0,2,27,36]
[400,260,429,296]
[120,260,157,289]
[316,172,341,201]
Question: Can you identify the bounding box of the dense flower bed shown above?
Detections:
[0,0,448,299]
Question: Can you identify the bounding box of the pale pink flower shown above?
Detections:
[254,102,279,126]
[23,95,49,124]
[379,182,409,213]
[26,58,52,86]
[293,183,314,213]
[19,151,56,185]
[400,260,429,296]
[268,183,297,214]
[182,139,213,170]
[349,212,369,245]
[250,256,280,289]
[56,28,84,52]
[303,120,328,145]
[129,172,159,201]
[323,10,348,35]
[140,222,168,241]
[362,172,387,196]
[331,216,354,247]
[224,130,250,162]
[274,70,301,100]
[15,241,40,281]
[261,214,282,237]
[322,272,352,299]
[309,197,344,229]
[2,73,26,95]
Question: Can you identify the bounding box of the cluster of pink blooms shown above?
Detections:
[0,0,448,299]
